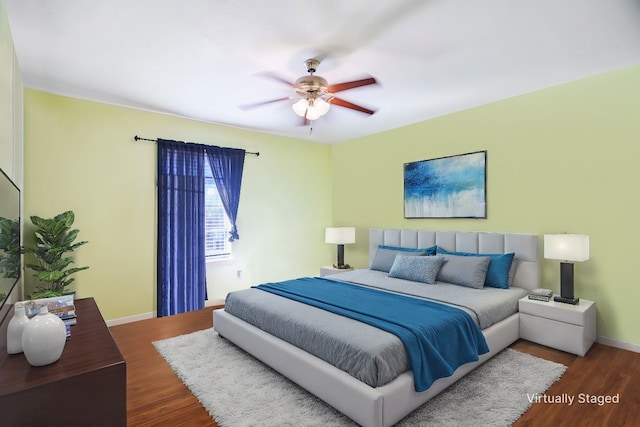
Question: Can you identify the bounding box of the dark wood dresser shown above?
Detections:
[0,297,126,426]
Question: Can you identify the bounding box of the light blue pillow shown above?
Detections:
[388,254,445,284]
[370,247,427,272]
[437,249,515,289]
[436,254,491,289]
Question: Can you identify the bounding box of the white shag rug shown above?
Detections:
[154,328,566,427]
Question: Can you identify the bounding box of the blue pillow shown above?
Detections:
[436,249,515,289]
[378,244,438,256]
[388,254,445,284]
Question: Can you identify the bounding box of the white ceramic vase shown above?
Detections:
[21,305,67,366]
[7,301,29,354]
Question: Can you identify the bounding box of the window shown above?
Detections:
[205,158,232,259]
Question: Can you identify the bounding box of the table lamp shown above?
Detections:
[325,227,355,269]
[544,234,589,304]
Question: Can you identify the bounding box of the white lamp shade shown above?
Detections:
[544,234,589,262]
[325,227,355,245]
[292,98,308,117]
[305,103,321,121]
[314,97,330,116]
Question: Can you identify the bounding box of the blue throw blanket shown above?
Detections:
[254,277,489,392]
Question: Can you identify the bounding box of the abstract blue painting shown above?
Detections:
[404,151,486,218]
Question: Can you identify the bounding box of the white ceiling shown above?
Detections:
[5,0,640,144]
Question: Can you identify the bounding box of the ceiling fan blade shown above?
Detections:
[256,71,295,87]
[328,97,376,115]
[239,97,292,110]
[328,77,377,93]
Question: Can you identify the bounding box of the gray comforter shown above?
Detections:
[223,269,527,388]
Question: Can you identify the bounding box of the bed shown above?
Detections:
[213,228,540,427]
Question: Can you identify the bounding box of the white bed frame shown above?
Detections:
[214,228,540,427]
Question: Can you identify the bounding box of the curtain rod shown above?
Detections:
[134,135,260,156]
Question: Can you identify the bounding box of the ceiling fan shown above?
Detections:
[242,58,378,122]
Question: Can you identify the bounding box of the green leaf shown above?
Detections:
[62,229,80,247]
[62,266,89,276]
[50,257,75,271]
[69,240,88,250]
[25,263,46,272]
[38,270,65,282]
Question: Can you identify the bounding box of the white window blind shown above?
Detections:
[205,158,232,259]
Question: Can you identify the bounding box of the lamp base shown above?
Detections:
[554,295,580,305]
[332,264,352,269]
[336,244,345,268]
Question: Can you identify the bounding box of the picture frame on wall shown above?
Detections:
[404,150,487,219]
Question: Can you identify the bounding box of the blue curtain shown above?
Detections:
[157,139,207,317]
[205,146,245,241]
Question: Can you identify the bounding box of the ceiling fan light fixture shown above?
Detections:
[303,97,331,121]
[292,98,308,117]
[314,97,331,116]
[305,103,322,121]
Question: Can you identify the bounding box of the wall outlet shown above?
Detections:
[236,269,242,279]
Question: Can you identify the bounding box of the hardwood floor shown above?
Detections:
[110,306,640,426]
[512,341,640,427]
[110,306,221,426]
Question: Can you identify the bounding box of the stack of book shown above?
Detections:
[24,294,77,338]
[528,288,553,302]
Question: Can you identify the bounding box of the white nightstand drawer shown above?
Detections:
[520,313,593,356]
[519,298,594,327]
[518,297,596,356]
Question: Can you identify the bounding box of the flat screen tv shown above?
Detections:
[0,167,20,325]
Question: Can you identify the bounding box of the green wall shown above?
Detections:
[331,64,640,345]
[23,90,333,320]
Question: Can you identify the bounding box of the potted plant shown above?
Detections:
[25,211,89,298]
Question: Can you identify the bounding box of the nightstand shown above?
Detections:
[320,266,354,277]
[519,297,596,356]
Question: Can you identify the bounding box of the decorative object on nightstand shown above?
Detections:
[528,288,553,302]
[544,234,589,305]
[325,227,355,269]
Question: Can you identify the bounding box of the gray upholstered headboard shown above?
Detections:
[369,228,540,291]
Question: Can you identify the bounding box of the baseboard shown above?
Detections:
[105,299,225,327]
[106,311,155,327]
[597,335,640,353]
[206,298,225,307]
